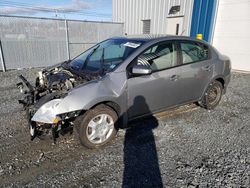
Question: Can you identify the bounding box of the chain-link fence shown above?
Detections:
[0,15,124,71]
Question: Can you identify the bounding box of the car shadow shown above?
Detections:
[122,96,163,188]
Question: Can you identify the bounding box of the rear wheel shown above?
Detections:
[75,105,118,149]
[199,80,223,110]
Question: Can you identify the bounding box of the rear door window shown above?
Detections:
[180,42,209,64]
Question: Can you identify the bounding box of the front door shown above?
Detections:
[127,41,182,119]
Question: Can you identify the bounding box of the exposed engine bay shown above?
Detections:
[17,62,100,142]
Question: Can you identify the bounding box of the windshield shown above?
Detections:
[69,39,143,72]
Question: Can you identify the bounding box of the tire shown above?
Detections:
[199,80,223,110]
[74,105,118,149]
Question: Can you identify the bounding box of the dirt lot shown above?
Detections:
[0,69,249,187]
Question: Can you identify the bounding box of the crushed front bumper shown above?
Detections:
[17,75,79,143]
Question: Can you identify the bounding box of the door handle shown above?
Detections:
[202,65,212,72]
[170,74,178,81]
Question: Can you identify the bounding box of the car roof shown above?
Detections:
[111,34,210,45]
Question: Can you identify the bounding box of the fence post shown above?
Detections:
[0,39,6,72]
[64,19,70,60]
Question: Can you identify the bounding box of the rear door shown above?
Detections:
[177,40,213,103]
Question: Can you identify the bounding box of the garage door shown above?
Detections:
[212,0,250,71]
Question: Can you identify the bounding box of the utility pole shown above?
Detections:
[64,19,70,60]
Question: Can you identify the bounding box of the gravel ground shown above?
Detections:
[0,69,249,187]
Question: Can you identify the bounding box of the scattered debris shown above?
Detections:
[0,166,4,176]
[36,152,45,163]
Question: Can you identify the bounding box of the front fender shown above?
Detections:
[57,71,127,113]
[32,71,128,124]
[31,84,119,124]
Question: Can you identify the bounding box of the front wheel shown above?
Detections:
[199,80,223,110]
[75,105,118,149]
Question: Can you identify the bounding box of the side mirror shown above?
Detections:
[132,64,152,75]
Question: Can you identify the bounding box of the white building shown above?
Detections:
[112,0,250,71]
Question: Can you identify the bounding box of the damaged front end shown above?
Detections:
[17,63,97,143]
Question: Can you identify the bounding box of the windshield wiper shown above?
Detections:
[62,60,75,72]
[100,48,105,75]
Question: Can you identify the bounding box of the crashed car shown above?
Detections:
[17,35,231,149]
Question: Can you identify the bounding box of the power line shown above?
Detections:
[0,0,112,18]
[0,3,111,17]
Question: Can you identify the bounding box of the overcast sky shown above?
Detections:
[0,0,112,21]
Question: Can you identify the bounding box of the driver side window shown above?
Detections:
[137,42,177,71]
